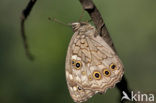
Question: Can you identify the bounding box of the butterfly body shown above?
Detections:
[65,22,124,102]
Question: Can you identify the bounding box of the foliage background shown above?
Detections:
[0,0,156,103]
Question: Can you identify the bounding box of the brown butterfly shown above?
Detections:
[65,22,124,102]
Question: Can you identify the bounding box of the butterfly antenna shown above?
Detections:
[48,17,71,26]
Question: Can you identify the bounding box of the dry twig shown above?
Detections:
[21,0,37,60]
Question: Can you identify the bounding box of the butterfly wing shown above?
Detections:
[65,23,124,102]
[83,35,124,92]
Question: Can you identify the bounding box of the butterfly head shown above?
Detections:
[72,22,89,32]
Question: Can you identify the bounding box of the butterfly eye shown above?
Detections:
[93,71,101,80]
[110,63,117,70]
[75,61,82,70]
[103,69,111,77]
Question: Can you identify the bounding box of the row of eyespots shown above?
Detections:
[92,63,117,80]
[71,59,117,80]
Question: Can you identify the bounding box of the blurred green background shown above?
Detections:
[0,0,156,103]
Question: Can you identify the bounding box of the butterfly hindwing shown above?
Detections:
[65,22,124,102]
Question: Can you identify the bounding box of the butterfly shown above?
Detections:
[65,22,124,102]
